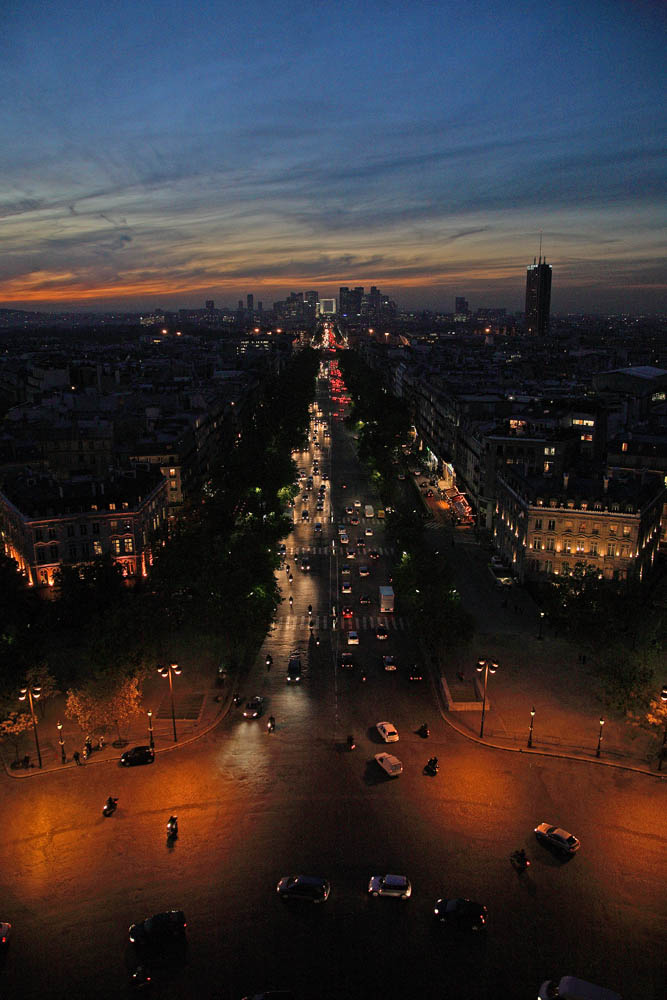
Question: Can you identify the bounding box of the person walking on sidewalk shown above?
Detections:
[73,751,81,765]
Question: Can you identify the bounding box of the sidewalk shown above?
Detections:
[1,668,233,779]
[439,631,665,777]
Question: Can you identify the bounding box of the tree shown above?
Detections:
[65,674,142,743]
[24,664,60,718]
[0,708,33,763]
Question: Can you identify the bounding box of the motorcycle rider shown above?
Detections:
[268,715,276,732]
[167,815,178,837]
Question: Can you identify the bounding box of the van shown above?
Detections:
[364,504,374,518]
[538,977,622,1000]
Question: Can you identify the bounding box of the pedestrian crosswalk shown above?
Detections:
[283,545,395,557]
[271,615,406,632]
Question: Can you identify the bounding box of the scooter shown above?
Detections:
[267,716,276,733]
[423,757,439,776]
[167,816,178,839]
[347,735,356,750]
[103,797,118,817]
[418,723,430,739]
[510,850,531,872]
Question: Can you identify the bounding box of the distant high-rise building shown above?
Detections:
[247,294,254,313]
[339,286,364,317]
[257,301,263,315]
[455,296,469,315]
[525,256,552,335]
[237,299,244,312]
[205,299,215,311]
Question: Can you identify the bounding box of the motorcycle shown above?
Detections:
[167,816,178,839]
[347,734,356,750]
[510,850,530,872]
[267,716,276,733]
[424,757,439,776]
[131,964,152,990]
[418,723,430,739]
[103,797,118,817]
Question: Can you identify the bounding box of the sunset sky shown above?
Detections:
[1,0,665,314]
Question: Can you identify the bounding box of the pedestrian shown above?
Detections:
[73,750,81,765]
[85,735,92,755]
[98,735,105,749]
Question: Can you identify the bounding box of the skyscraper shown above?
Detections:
[247,293,254,314]
[525,256,552,335]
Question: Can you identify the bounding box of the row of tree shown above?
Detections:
[0,349,320,750]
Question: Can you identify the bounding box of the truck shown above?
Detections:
[538,977,622,1000]
[379,586,394,613]
[364,504,374,518]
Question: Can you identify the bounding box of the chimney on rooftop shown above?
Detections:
[603,475,609,493]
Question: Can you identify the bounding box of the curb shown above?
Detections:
[0,692,231,781]
[435,682,665,780]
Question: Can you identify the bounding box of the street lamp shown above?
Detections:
[158,662,182,743]
[18,684,42,768]
[528,706,536,748]
[57,720,66,763]
[658,685,667,771]
[476,658,498,739]
[538,611,545,640]
[596,717,605,758]
[147,710,154,749]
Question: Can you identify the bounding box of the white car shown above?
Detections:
[535,823,581,855]
[376,721,399,743]
[368,874,411,899]
[347,631,359,645]
[374,752,402,777]
[365,528,373,537]
[354,500,362,508]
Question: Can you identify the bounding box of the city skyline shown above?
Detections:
[1,0,666,314]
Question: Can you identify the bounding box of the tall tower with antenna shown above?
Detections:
[525,236,552,335]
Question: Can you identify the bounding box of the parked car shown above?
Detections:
[120,745,155,767]
[376,721,399,743]
[433,897,488,931]
[276,875,330,903]
[374,752,403,777]
[368,874,411,899]
[535,823,581,856]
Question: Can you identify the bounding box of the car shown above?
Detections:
[339,653,355,670]
[490,555,505,570]
[342,606,354,619]
[359,565,370,577]
[365,528,374,537]
[286,655,302,683]
[314,522,322,532]
[382,655,397,671]
[489,564,513,587]
[301,510,309,521]
[376,721,399,743]
[347,631,359,645]
[277,543,287,556]
[385,505,394,514]
[426,490,434,498]
[340,482,347,489]
[316,502,324,511]
[374,752,403,777]
[243,696,265,719]
[346,549,356,560]
[359,593,371,605]
[321,472,328,479]
[341,566,351,576]
[341,582,352,594]
[398,473,406,481]
[0,921,11,948]
[345,506,354,515]
[354,500,362,508]
[434,898,488,931]
[368,549,380,560]
[355,539,366,551]
[276,875,330,903]
[368,874,411,899]
[120,745,155,767]
[350,515,360,525]
[535,823,581,855]
[300,557,311,571]
[408,664,423,682]
[129,910,187,947]
[376,624,389,640]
